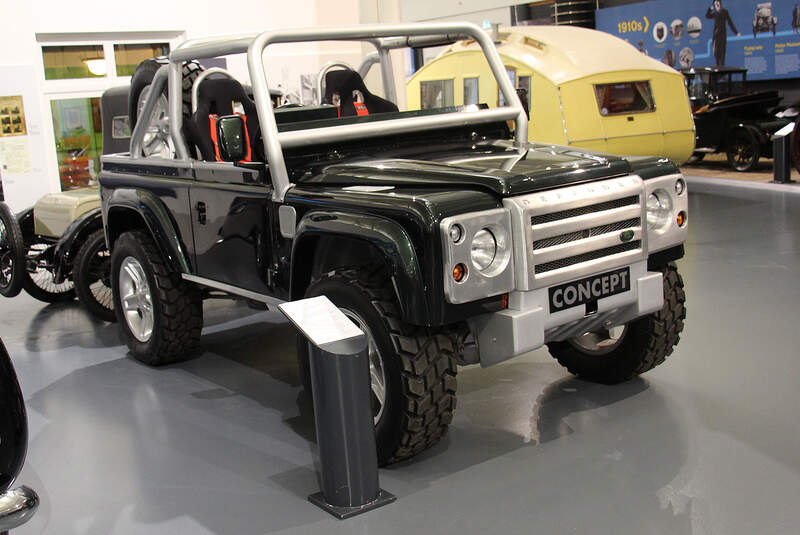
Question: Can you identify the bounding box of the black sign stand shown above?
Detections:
[279,297,396,519]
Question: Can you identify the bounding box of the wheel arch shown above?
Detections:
[290,210,431,325]
[52,208,104,283]
[105,188,191,275]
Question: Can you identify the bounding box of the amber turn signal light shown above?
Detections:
[453,263,467,282]
[677,211,687,227]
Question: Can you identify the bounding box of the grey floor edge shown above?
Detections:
[685,174,800,194]
[3,182,799,534]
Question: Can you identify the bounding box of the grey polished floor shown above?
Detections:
[4,180,800,535]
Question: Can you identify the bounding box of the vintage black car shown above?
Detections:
[0,337,39,532]
[0,88,133,322]
[682,66,793,171]
[100,23,688,465]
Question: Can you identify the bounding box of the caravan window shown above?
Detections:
[420,80,454,109]
[594,81,655,116]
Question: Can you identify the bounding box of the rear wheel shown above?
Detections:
[0,202,25,298]
[111,231,202,365]
[74,230,115,322]
[22,240,75,303]
[547,263,686,384]
[726,128,760,172]
[298,266,458,465]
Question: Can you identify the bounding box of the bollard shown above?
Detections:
[279,296,395,519]
[771,122,796,184]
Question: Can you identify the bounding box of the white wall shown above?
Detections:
[0,0,360,211]
[400,0,512,24]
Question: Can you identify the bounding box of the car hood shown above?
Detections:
[296,142,636,197]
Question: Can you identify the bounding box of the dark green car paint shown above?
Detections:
[101,122,681,326]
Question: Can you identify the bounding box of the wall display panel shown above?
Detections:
[597,0,800,80]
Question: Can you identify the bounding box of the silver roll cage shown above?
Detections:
[130,22,528,203]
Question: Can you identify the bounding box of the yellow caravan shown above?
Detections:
[407,26,694,163]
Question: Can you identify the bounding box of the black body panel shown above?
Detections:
[100,122,679,326]
[0,337,27,494]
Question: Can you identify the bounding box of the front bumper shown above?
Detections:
[0,486,39,532]
[468,260,663,367]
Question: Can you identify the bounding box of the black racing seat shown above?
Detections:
[322,69,398,117]
[186,78,262,161]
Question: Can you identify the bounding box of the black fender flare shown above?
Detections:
[51,208,104,284]
[14,208,34,240]
[105,188,192,275]
[291,210,430,325]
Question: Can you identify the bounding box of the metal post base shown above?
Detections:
[309,489,396,520]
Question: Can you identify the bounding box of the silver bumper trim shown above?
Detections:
[0,486,39,532]
[468,261,663,367]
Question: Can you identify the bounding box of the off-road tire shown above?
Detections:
[298,266,458,465]
[0,202,26,298]
[111,231,202,365]
[129,58,202,130]
[74,230,116,322]
[546,263,686,384]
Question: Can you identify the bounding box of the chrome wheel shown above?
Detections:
[568,325,628,356]
[137,87,174,158]
[119,256,153,342]
[341,308,386,424]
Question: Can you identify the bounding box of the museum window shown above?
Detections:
[114,43,170,76]
[42,45,107,80]
[420,79,454,110]
[593,81,655,116]
[38,33,181,190]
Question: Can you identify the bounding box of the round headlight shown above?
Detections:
[471,229,497,271]
[646,190,673,231]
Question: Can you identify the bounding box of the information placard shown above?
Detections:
[597,0,800,80]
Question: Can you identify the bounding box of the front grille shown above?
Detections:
[533,217,641,250]
[531,196,639,225]
[535,240,641,273]
[511,175,646,288]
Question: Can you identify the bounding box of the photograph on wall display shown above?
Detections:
[0,96,27,137]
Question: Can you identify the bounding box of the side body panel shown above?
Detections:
[190,164,275,294]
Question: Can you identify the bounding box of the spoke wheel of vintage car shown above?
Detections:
[298,265,458,466]
[726,128,761,172]
[0,203,26,298]
[74,230,116,322]
[110,231,202,365]
[22,241,75,303]
[547,263,686,384]
[686,152,705,164]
